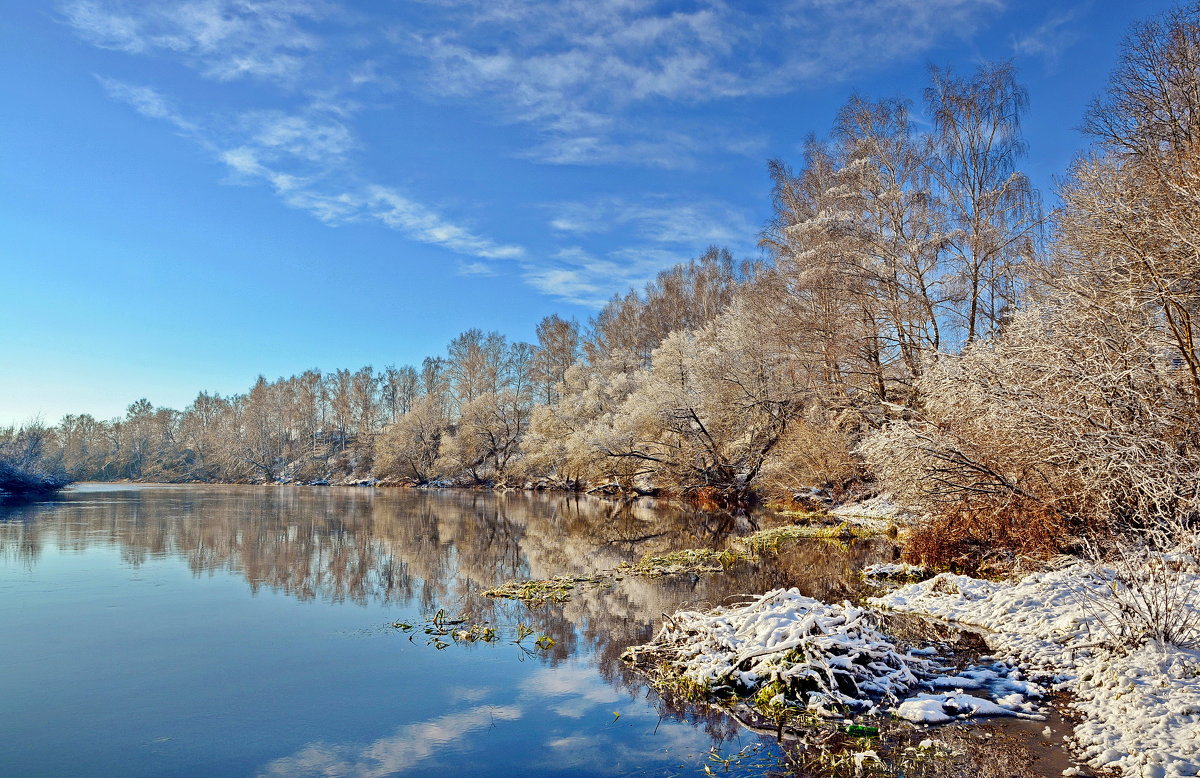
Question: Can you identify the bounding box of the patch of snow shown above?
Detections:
[872,566,1200,778]
[831,494,914,530]
[625,588,1045,724]
[864,562,927,578]
[625,589,935,714]
[863,562,931,590]
[894,691,1043,724]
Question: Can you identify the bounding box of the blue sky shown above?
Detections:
[0,0,1177,425]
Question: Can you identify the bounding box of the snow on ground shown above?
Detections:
[624,589,1044,722]
[831,494,914,531]
[862,562,929,584]
[872,566,1200,777]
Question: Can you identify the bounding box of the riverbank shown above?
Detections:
[874,565,1200,777]
[615,556,1200,777]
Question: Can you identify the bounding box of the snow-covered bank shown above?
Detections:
[872,565,1200,777]
[622,588,1045,724]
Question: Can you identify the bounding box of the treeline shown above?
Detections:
[23,55,1040,499]
[19,247,751,490]
[14,5,1200,567]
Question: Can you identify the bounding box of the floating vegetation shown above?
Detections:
[618,547,755,577]
[479,517,889,610]
[485,552,758,602]
[483,575,610,605]
[777,729,963,778]
[742,522,872,552]
[390,609,555,654]
[701,742,778,775]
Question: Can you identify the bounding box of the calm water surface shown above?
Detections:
[0,485,893,777]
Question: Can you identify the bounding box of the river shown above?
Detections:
[0,484,900,777]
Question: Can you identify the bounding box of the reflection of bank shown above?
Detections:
[0,486,754,605]
[0,485,895,754]
[0,483,891,642]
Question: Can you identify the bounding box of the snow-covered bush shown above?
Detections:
[861,290,1200,568]
[1075,525,1200,651]
[625,588,1046,725]
[0,424,70,496]
[623,589,936,713]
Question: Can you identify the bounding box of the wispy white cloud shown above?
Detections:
[245,110,356,162]
[547,196,754,247]
[524,246,691,308]
[228,159,525,259]
[62,0,334,83]
[1011,5,1087,69]
[524,264,607,307]
[220,145,307,193]
[67,0,1009,305]
[396,0,1004,166]
[99,76,524,261]
[96,76,197,132]
[534,195,756,305]
[366,186,524,259]
[456,261,497,277]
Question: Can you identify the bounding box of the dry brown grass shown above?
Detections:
[902,500,1082,573]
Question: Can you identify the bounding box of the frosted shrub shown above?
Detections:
[861,293,1200,569]
[1075,524,1200,651]
[758,407,863,500]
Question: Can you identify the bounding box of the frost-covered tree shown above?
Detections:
[374,395,447,484]
[437,390,531,485]
[234,377,289,482]
[381,365,420,422]
[445,329,509,411]
[532,315,580,405]
[926,61,1041,345]
[1064,4,1200,403]
[860,290,1200,565]
[834,96,949,375]
[178,391,232,481]
[862,6,1200,564]
[520,353,645,489]
[594,304,804,500]
[0,422,69,495]
[582,247,750,366]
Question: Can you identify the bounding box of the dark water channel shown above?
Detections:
[0,484,900,777]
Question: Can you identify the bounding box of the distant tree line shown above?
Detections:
[12,5,1200,570]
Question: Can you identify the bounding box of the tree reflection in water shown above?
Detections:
[0,485,896,756]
